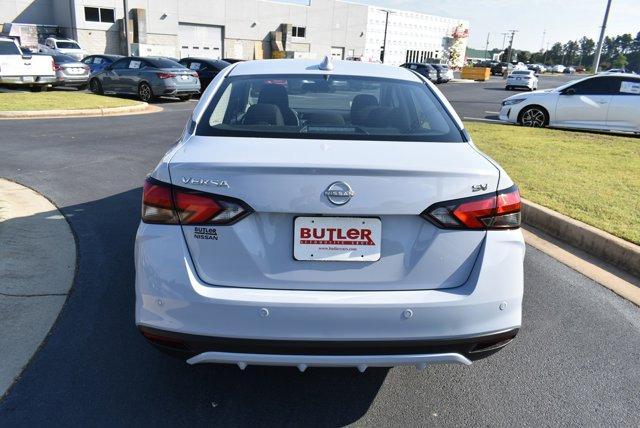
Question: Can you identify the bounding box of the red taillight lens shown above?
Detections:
[142,179,178,224]
[423,185,521,230]
[141,178,250,225]
[51,60,56,71]
[157,72,176,79]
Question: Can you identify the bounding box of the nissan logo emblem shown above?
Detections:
[324,181,355,205]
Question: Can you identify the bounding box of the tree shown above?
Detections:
[578,36,595,65]
[563,40,579,65]
[517,50,531,63]
[612,53,628,68]
[548,42,563,64]
[616,33,634,54]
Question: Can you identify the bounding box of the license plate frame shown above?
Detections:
[293,216,381,262]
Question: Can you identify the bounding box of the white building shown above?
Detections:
[0,0,469,66]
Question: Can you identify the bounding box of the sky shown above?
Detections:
[283,0,639,51]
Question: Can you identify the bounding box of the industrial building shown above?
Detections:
[0,0,469,66]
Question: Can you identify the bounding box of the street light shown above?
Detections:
[378,9,395,64]
[592,0,613,73]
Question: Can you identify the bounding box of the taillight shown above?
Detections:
[422,185,521,230]
[190,71,198,78]
[157,72,176,79]
[141,178,251,225]
[51,60,56,71]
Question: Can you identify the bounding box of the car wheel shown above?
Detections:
[138,82,154,102]
[89,78,103,95]
[519,106,548,127]
[30,85,44,92]
[178,94,192,101]
[505,86,511,90]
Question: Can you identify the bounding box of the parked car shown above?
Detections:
[563,66,576,74]
[505,70,538,91]
[490,62,512,76]
[431,64,453,83]
[0,36,55,91]
[38,37,86,61]
[89,56,200,102]
[399,62,437,82]
[135,58,524,370]
[222,58,244,64]
[551,64,566,73]
[82,54,124,74]
[49,54,90,89]
[499,73,640,133]
[527,64,546,74]
[178,57,230,91]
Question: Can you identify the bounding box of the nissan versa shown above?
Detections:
[135,58,524,371]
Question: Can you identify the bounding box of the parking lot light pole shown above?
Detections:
[379,9,393,64]
[591,0,613,73]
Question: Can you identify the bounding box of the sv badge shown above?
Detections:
[471,183,488,192]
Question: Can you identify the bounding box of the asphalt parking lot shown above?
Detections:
[1,78,639,426]
[439,73,580,120]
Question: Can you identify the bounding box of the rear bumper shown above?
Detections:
[0,75,56,85]
[153,82,200,96]
[140,324,519,369]
[135,224,524,366]
[54,74,89,86]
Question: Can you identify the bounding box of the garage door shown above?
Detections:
[178,23,223,59]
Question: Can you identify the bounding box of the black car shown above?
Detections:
[178,57,231,91]
[222,58,244,64]
[491,62,513,76]
[399,63,437,82]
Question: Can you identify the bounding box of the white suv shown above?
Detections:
[135,58,524,371]
[39,37,86,61]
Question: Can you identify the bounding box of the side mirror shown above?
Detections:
[563,88,576,95]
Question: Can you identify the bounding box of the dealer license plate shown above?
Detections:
[22,76,34,82]
[293,217,381,262]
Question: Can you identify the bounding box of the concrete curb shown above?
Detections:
[0,179,76,398]
[522,198,640,278]
[0,102,162,119]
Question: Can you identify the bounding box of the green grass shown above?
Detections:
[0,92,140,111]
[466,122,640,245]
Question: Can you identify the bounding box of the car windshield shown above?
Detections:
[146,58,184,68]
[56,41,80,49]
[197,74,463,142]
[0,41,21,55]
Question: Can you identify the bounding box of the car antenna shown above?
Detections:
[319,55,334,71]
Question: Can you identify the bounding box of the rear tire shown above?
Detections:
[30,85,44,92]
[138,82,154,102]
[519,106,548,127]
[77,83,88,91]
[505,86,511,90]
[89,78,103,95]
[178,94,192,101]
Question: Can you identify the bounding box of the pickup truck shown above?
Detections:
[39,37,86,61]
[0,36,56,90]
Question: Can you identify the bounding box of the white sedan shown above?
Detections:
[499,73,640,133]
[505,70,538,91]
[136,57,524,370]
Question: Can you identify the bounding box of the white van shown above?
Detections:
[39,37,86,61]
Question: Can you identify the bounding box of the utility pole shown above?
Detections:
[484,32,491,59]
[505,30,518,63]
[540,29,546,51]
[379,9,392,64]
[500,32,508,50]
[591,0,612,73]
[123,0,131,56]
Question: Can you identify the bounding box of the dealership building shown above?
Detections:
[0,0,469,66]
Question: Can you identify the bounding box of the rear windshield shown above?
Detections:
[53,55,77,63]
[146,58,184,68]
[196,74,463,142]
[0,41,21,55]
[56,41,80,49]
[511,71,531,75]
